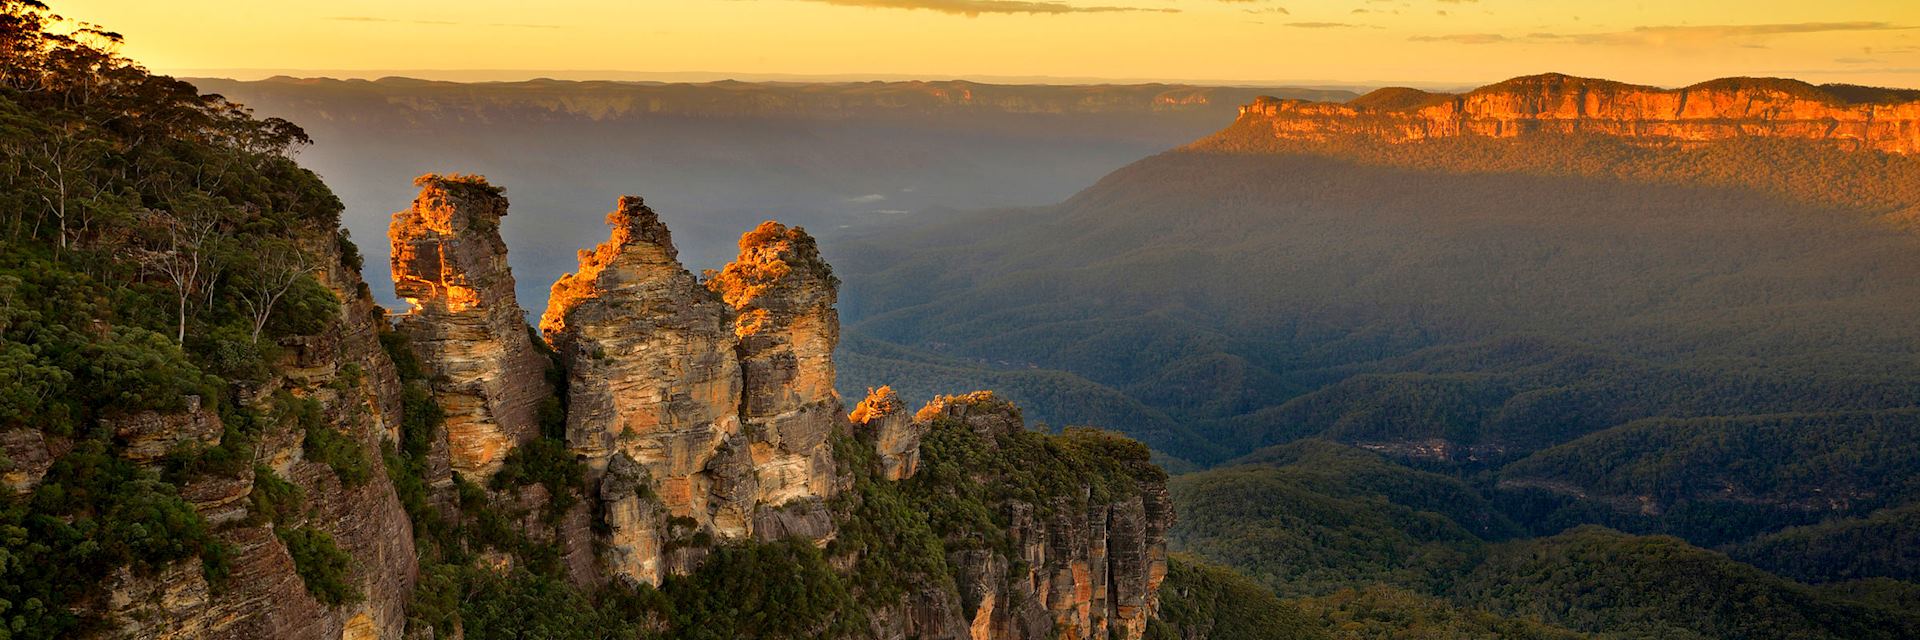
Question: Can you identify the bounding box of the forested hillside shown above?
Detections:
[0,3,379,634]
[835,77,1920,637]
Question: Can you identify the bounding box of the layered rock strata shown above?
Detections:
[543,197,839,585]
[83,172,1172,638]
[389,174,552,480]
[1229,73,1920,153]
[707,221,841,538]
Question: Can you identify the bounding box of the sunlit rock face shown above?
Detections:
[851,386,924,481]
[542,199,848,583]
[707,221,842,531]
[542,195,744,532]
[1227,73,1920,153]
[389,174,551,480]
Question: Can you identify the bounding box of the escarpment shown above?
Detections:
[84,221,417,640]
[389,174,552,480]
[65,172,1170,639]
[1218,73,1920,153]
[857,392,1173,640]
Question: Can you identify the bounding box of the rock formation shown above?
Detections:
[389,174,552,480]
[851,386,925,481]
[1227,73,1920,153]
[105,395,223,463]
[543,196,838,585]
[0,428,58,494]
[895,392,1173,640]
[707,221,841,539]
[73,174,1171,639]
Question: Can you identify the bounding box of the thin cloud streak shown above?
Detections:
[794,0,1178,15]
[1412,22,1914,46]
[328,16,562,29]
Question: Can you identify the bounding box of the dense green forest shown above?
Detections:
[1167,440,1920,639]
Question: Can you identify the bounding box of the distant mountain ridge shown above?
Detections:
[1215,72,1920,154]
[194,76,1356,122]
[187,76,1355,314]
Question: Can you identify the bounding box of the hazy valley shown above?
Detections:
[188,76,1352,309]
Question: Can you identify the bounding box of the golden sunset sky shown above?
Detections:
[56,0,1920,88]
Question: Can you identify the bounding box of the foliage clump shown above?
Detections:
[278,526,359,606]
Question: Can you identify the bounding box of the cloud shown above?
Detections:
[1286,21,1358,28]
[328,16,561,29]
[791,0,1177,15]
[1410,33,1509,44]
[1412,22,1914,47]
[1605,22,1913,43]
[1834,57,1883,64]
[846,194,887,203]
[1243,7,1289,14]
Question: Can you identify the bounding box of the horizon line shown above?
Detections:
[159,67,1482,91]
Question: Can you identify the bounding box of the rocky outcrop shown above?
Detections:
[1225,73,1920,153]
[903,392,1172,640]
[105,395,222,463]
[2,427,62,494]
[542,196,747,533]
[707,221,841,536]
[851,386,924,481]
[544,197,840,584]
[74,169,1171,638]
[390,174,551,480]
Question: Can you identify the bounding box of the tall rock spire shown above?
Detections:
[542,198,844,585]
[542,196,752,539]
[707,221,842,506]
[389,173,551,479]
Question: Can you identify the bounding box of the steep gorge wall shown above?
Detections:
[1226,73,1920,153]
[82,222,418,640]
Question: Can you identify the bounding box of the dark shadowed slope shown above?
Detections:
[837,139,1920,464]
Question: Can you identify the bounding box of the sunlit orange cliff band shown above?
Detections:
[1232,73,1920,154]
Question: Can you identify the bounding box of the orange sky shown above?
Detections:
[53,0,1920,88]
